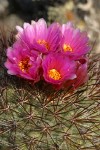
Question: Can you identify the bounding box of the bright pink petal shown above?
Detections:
[42,53,76,86]
[5,43,42,81]
[61,22,91,59]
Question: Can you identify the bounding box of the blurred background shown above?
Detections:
[0,0,100,53]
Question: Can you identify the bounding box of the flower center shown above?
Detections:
[18,58,31,72]
[63,44,73,52]
[37,40,50,50]
[48,69,61,80]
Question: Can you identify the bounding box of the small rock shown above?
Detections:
[0,14,23,29]
[0,0,9,17]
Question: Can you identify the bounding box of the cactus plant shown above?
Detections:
[0,23,100,150]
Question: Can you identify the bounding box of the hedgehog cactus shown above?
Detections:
[0,19,100,150]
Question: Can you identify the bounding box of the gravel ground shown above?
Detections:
[0,0,100,53]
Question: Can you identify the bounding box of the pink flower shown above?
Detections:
[73,63,88,89]
[61,22,91,59]
[64,57,88,90]
[5,43,41,82]
[16,22,36,50]
[42,53,76,86]
[16,19,61,54]
[5,19,91,90]
[73,57,88,89]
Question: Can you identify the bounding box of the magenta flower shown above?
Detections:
[5,43,41,82]
[16,22,31,39]
[61,22,91,59]
[64,57,88,90]
[5,19,91,90]
[16,19,61,53]
[73,63,88,89]
[16,22,36,50]
[42,54,76,86]
[72,57,88,89]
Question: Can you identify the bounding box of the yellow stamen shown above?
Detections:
[63,44,73,52]
[18,58,31,72]
[48,69,61,80]
[37,40,50,50]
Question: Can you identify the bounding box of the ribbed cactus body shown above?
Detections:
[0,30,100,150]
